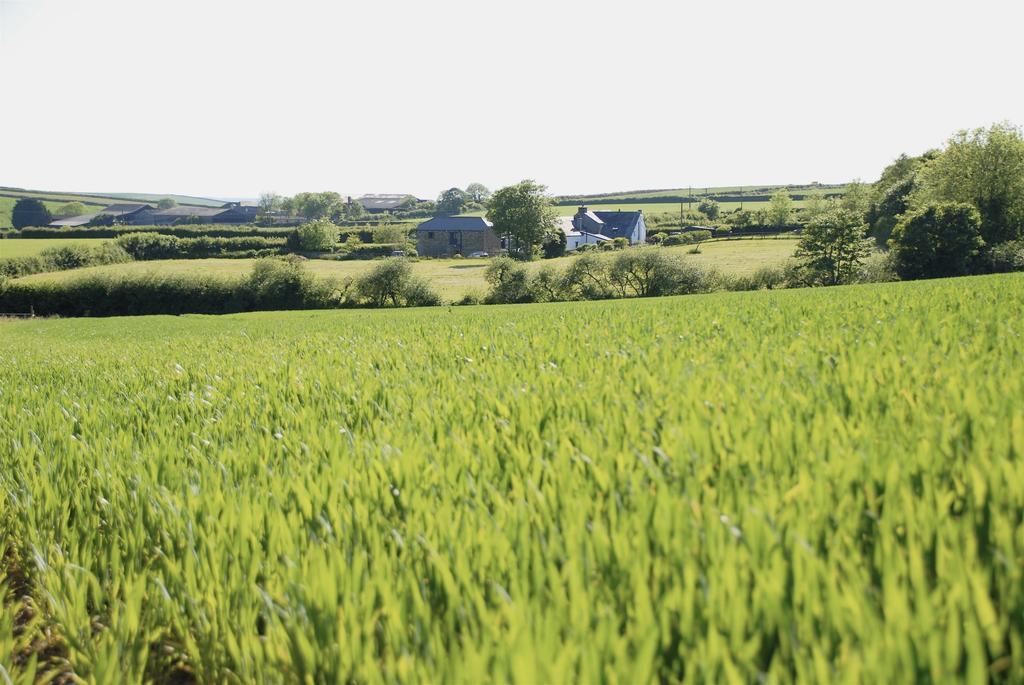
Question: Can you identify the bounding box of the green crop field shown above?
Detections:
[0,198,79,230]
[1,274,1022,682]
[0,238,113,258]
[13,239,801,300]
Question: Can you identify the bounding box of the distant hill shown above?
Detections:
[554,183,848,206]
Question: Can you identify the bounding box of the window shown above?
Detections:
[449,231,460,246]
[427,231,434,239]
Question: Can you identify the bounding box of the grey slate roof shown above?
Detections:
[150,206,232,218]
[98,203,153,216]
[416,216,494,232]
[592,210,642,240]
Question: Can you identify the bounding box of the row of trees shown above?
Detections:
[793,122,1024,285]
[256,183,493,223]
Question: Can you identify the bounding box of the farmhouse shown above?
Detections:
[557,217,612,252]
[568,205,647,244]
[416,216,503,257]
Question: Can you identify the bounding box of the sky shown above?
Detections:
[1,0,1022,201]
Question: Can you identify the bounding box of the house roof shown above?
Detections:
[149,206,231,218]
[417,216,493,232]
[591,210,643,240]
[99,203,153,216]
[49,213,99,227]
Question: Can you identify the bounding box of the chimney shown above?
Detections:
[577,205,588,216]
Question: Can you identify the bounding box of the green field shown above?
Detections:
[0,237,112,258]
[14,238,801,300]
[1,274,1021,682]
[556,183,849,202]
[0,198,79,230]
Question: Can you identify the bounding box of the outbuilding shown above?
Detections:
[416,216,503,257]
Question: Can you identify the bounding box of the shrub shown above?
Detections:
[560,252,611,300]
[890,203,985,280]
[608,248,688,298]
[484,256,533,304]
[117,233,286,260]
[986,239,1024,273]
[293,219,339,252]
[0,242,132,278]
[356,258,441,307]
[854,251,899,284]
[664,230,711,246]
[712,227,732,237]
[542,230,567,259]
[117,232,182,260]
[648,232,668,244]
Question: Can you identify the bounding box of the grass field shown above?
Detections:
[14,238,801,300]
[556,184,849,202]
[0,198,80,230]
[1,274,1021,682]
[0,237,112,258]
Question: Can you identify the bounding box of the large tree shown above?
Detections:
[486,180,558,259]
[890,202,984,280]
[697,197,719,220]
[291,192,344,220]
[157,198,177,209]
[437,187,468,215]
[465,183,491,203]
[11,198,52,228]
[794,208,873,285]
[912,122,1024,245]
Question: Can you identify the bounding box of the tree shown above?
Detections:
[912,122,1024,245]
[483,256,533,303]
[794,208,873,285]
[356,258,439,307]
[291,192,344,220]
[839,180,870,219]
[11,198,52,228]
[293,219,338,251]
[697,198,720,220]
[465,183,491,203]
[258,192,283,215]
[890,202,984,280]
[486,180,558,259]
[157,198,177,209]
[541,228,566,258]
[340,198,365,221]
[437,187,468,215]
[802,194,828,222]
[54,202,86,219]
[767,190,793,227]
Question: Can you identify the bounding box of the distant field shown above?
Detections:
[16,238,799,300]
[462,199,810,220]
[557,184,849,203]
[0,187,225,209]
[0,237,112,258]
[0,197,82,229]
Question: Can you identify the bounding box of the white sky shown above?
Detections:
[1,0,1022,200]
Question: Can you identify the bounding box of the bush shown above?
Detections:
[117,233,285,260]
[293,219,339,252]
[356,258,441,307]
[712,227,732,237]
[0,241,132,278]
[484,257,533,304]
[664,230,711,246]
[890,203,985,280]
[608,248,711,298]
[0,257,349,317]
[560,253,611,300]
[986,239,1024,273]
[854,252,899,284]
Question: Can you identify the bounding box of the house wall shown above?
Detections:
[417,229,503,257]
[632,214,647,244]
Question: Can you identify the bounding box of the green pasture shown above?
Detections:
[0,237,113,258]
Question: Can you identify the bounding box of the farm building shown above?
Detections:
[358,194,419,213]
[557,217,612,252]
[416,216,503,257]
[136,202,258,225]
[568,206,647,244]
[49,203,153,227]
